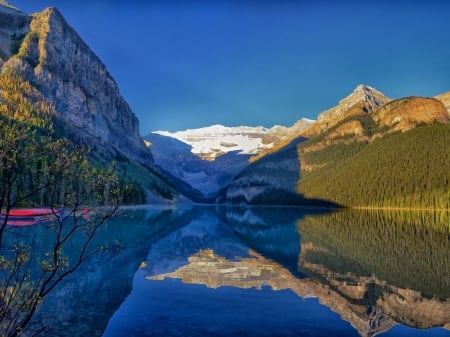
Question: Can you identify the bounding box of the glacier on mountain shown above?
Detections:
[153,124,274,160]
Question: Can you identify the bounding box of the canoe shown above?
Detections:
[1,208,59,217]
[0,208,62,226]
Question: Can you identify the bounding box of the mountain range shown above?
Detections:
[1,3,449,209]
[151,82,449,207]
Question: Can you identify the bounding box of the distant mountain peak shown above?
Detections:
[338,84,388,111]
[351,84,382,100]
[316,84,391,125]
[354,83,377,92]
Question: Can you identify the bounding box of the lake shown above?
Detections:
[32,206,450,336]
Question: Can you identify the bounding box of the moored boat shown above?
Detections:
[0,208,62,226]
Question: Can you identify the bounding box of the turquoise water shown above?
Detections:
[31,206,450,336]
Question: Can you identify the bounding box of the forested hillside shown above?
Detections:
[298,123,450,209]
[0,73,178,205]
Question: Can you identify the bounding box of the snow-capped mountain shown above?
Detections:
[144,132,252,200]
[153,120,315,161]
[146,119,315,200]
[153,124,274,161]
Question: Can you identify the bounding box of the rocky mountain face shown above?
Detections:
[372,96,449,132]
[318,84,390,122]
[0,4,191,203]
[265,118,315,142]
[304,84,391,137]
[0,5,148,163]
[248,117,315,162]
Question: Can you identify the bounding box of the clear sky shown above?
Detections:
[11,0,450,133]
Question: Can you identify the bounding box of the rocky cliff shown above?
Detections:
[0,5,149,163]
[304,84,391,137]
[318,84,390,122]
[0,4,193,203]
[372,96,449,132]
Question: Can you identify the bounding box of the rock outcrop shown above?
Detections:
[304,84,391,137]
[318,84,390,122]
[373,96,450,132]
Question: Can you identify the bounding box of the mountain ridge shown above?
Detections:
[1,6,148,163]
[152,118,315,162]
[303,84,391,137]
[0,5,195,203]
[218,83,450,208]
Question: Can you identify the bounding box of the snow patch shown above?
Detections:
[153,124,274,159]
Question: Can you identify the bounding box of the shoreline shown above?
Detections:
[351,206,450,212]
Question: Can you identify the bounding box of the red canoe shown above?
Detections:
[1,208,59,217]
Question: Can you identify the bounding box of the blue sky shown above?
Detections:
[11,0,450,133]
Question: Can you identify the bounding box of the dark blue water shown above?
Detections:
[32,206,450,336]
[103,276,358,337]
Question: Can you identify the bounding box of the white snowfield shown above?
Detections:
[154,124,274,158]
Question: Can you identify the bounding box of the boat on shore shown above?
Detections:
[0,208,62,226]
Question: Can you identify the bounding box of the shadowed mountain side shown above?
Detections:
[216,138,341,207]
[144,133,251,200]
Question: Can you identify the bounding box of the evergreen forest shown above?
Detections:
[297,123,450,209]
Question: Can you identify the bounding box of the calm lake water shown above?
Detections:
[28,206,450,336]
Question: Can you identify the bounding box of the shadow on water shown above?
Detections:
[102,206,450,337]
[10,206,202,337]
[215,206,331,276]
[17,205,449,337]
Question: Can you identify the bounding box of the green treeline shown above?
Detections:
[0,73,148,206]
[297,209,450,299]
[298,124,450,209]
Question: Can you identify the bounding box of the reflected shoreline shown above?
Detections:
[31,205,449,336]
[104,206,450,337]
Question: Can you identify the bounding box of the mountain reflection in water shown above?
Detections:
[101,206,450,337]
